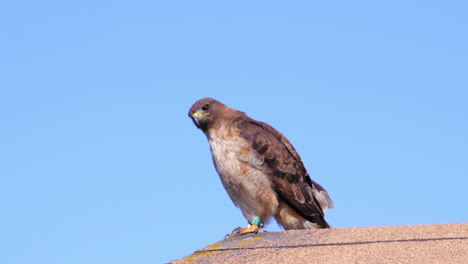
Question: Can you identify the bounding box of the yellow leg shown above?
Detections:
[225,224,265,238]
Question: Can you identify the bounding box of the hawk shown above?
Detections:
[189,97,333,236]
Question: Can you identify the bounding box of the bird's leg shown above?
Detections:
[225,216,265,238]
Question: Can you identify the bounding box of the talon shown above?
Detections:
[225,227,241,238]
[225,217,266,238]
[225,224,262,238]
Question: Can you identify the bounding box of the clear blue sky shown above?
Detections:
[1,1,467,263]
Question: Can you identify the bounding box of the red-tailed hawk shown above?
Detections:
[189,97,333,236]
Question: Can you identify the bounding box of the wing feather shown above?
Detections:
[236,118,333,228]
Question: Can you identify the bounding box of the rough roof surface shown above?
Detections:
[172,223,467,264]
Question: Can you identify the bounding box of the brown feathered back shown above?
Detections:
[235,117,333,228]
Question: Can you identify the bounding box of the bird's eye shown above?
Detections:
[202,104,209,111]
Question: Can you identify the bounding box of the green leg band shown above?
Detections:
[251,216,264,228]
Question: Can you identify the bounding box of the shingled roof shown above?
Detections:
[172,223,467,263]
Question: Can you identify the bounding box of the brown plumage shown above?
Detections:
[189,97,333,231]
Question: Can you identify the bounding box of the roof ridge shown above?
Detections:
[174,223,468,263]
[196,236,468,253]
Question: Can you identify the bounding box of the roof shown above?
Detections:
[172,223,467,263]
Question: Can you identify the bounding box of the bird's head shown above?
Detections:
[188,97,225,132]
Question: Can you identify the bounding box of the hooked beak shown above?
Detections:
[191,111,209,127]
